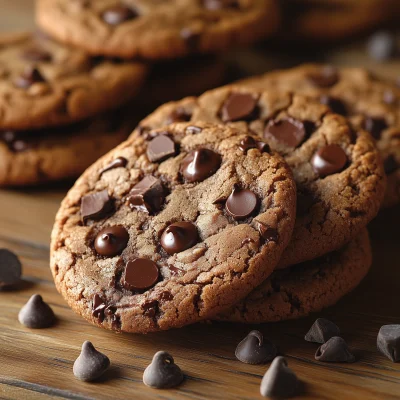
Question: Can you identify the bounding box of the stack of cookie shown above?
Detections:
[49,61,396,334]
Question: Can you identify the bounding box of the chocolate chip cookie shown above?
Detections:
[136,88,386,268]
[0,33,147,130]
[51,122,297,333]
[241,64,400,207]
[36,0,280,60]
[216,229,371,323]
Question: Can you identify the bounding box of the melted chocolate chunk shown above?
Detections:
[147,135,177,163]
[181,148,221,183]
[92,294,106,322]
[167,108,192,124]
[225,185,258,220]
[160,222,199,255]
[94,226,129,257]
[99,157,127,176]
[122,258,159,291]
[311,145,347,177]
[364,116,388,139]
[127,176,165,214]
[307,66,339,88]
[256,221,278,242]
[320,95,347,116]
[221,93,258,122]
[264,117,307,148]
[81,190,113,222]
[239,136,269,153]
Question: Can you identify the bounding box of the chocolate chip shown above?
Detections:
[377,325,400,362]
[364,116,388,139]
[256,221,278,242]
[81,190,113,222]
[239,136,270,154]
[260,356,299,399]
[21,47,52,62]
[99,157,127,176]
[202,0,240,10]
[18,294,56,329]
[307,66,339,88]
[311,145,347,177]
[264,117,306,148]
[143,351,184,389]
[0,249,22,287]
[367,31,397,61]
[315,337,355,363]
[147,135,177,163]
[160,222,199,255]
[94,226,129,257]
[122,258,159,291]
[102,5,138,25]
[320,95,347,116]
[235,330,277,365]
[221,93,258,122]
[185,125,202,135]
[167,108,192,124]
[225,185,258,220]
[384,155,398,174]
[92,294,106,322]
[14,66,45,89]
[127,176,165,214]
[73,341,110,382]
[181,148,221,183]
[305,318,340,344]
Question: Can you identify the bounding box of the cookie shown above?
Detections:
[216,229,371,323]
[50,122,297,333]
[36,0,280,60]
[0,109,136,187]
[0,32,147,130]
[136,88,386,268]
[241,64,400,207]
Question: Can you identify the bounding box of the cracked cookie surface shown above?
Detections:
[0,33,147,130]
[51,122,296,333]
[136,88,385,268]
[36,0,279,60]
[216,229,371,323]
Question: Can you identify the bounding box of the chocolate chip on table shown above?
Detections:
[221,92,258,122]
[143,351,184,389]
[99,157,127,177]
[366,31,397,61]
[147,135,177,163]
[180,148,221,183]
[315,337,355,363]
[94,226,129,257]
[305,318,341,344]
[160,222,199,255]
[239,136,269,153]
[225,185,258,220]
[21,47,52,62]
[0,249,22,288]
[81,190,113,222]
[235,330,277,365]
[260,356,299,399]
[18,294,56,329]
[311,145,347,177]
[264,117,306,148]
[14,66,45,89]
[122,258,159,291]
[102,5,138,25]
[127,176,165,214]
[377,325,400,362]
[320,95,347,116]
[73,341,110,382]
[307,66,339,88]
[364,116,388,139]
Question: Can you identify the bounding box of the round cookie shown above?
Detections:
[135,88,386,268]
[51,122,297,333]
[0,110,137,187]
[240,64,400,208]
[0,33,147,130]
[216,229,371,323]
[36,0,280,60]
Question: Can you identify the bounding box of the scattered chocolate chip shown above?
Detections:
[384,155,398,174]
[256,221,278,242]
[367,31,397,61]
[221,92,258,122]
[160,222,199,255]
[185,125,202,135]
[311,144,347,177]
[235,330,277,365]
[305,318,340,344]
[143,351,184,389]
[307,66,339,88]
[99,157,127,176]
[94,226,129,257]
[122,258,159,291]
[102,5,138,25]
[167,108,192,124]
[127,176,165,214]
[264,117,306,148]
[202,0,240,10]
[0,249,22,288]
[81,190,113,222]
[364,116,388,139]
[147,135,177,163]
[320,95,347,116]
[14,66,45,89]
[18,294,56,329]
[260,356,299,399]
[181,148,221,183]
[73,341,110,382]
[92,294,106,322]
[315,337,355,363]
[377,325,400,362]
[225,185,258,220]
[21,47,52,62]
